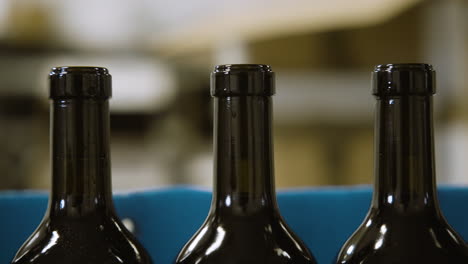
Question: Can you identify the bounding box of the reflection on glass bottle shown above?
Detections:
[335,64,468,264]
[175,64,317,264]
[11,67,152,264]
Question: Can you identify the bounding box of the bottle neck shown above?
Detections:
[48,98,114,218]
[212,96,277,215]
[372,96,439,213]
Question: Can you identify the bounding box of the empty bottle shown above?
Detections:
[335,63,468,264]
[175,64,317,264]
[11,67,152,264]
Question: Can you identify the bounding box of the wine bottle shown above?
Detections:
[335,63,468,263]
[175,64,317,264]
[11,67,152,264]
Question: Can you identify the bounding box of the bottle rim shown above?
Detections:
[374,63,433,72]
[49,66,112,99]
[50,66,109,76]
[214,64,272,73]
[372,63,435,96]
[211,64,275,97]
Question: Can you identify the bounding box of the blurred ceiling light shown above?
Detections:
[0,0,421,52]
[147,0,423,55]
[39,56,176,113]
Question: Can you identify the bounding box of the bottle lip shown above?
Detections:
[50,66,110,76]
[214,64,273,73]
[374,63,434,72]
[211,64,275,97]
[372,63,435,96]
[49,66,112,99]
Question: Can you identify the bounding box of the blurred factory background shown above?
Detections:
[0,0,467,190]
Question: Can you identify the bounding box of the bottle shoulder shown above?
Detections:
[175,213,316,264]
[11,216,152,264]
[336,211,468,263]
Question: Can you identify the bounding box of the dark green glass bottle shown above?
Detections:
[175,64,317,264]
[11,67,152,264]
[335,64,468,264]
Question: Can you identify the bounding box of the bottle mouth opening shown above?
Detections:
[214,64,272,73]
[50,66,109,76]
[374,63,433,72]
